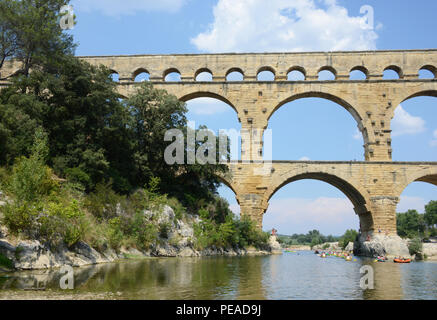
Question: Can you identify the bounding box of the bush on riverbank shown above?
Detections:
[338,229,358,250]
[194,206,269,250]
[1,129,89,247]
[408,237,423,256]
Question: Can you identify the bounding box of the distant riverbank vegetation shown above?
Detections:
[276,229,358,250]
[396,203,437,240]
[0,0,268,252]
[397,203,437,256]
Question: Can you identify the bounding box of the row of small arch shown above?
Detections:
[111,65,437,82]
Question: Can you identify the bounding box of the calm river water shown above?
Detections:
[1,251,437,300]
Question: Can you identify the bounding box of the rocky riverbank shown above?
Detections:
[312,234,414,259]
[311,234,437,261]
[353,233,411,259]
[0,205,281,271]
[422,243,437,261]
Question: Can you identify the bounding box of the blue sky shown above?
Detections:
[69,0,437,236]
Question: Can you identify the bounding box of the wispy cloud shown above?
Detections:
[191,0,379,52]
[73,0,186,16]
[263,197,357,235]
[391,105,426,137]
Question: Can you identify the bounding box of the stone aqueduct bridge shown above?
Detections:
[2,49,437,235]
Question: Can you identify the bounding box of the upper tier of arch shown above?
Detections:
[2,49,437,82]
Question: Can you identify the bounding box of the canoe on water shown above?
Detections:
[394,258,411,263]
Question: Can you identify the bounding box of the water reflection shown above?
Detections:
[1,252,437,300]
[362,259,403,300]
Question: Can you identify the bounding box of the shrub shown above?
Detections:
[39,200,87,247]
[7,157,58,203]
[167,197,185,221]
[339,229,358,249]
[2,196,87,247]
[6,128,58,203]
[107,217,124,250]
[408,237,423,256]
[129,211,158,250]
[85,181,124,221]
[193,212,269,251]
[2,201,42,236]
[159,222,171,239]
[64,167,92,190]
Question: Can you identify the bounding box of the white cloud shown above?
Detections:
[299,156,310,161]
[391,105,426,137]
[191,0,378,52]
[73,0,186,16]
[430,129,437,147]
[353,128,362,140]
[186,98,231,115]
[263,197,356,235]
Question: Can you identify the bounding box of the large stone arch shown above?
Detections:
[177,91,242,125]
[389,84,437,117]
[263,169,372,231]
[179,91,237,112]
[393,166,437,199]
[400,90,437,103]
[215,172,241,206]
[267,91,369,146]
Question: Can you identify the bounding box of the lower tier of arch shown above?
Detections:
[219,161,437,236]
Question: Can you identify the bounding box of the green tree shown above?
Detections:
[408,237,423,256]
[0,56,131,191]
[397,209,426,239]
[125,82,187,190]
[424,200,437,229]
[126,82,229,204]
[7,127,58,203]
[339,229,358,249]
[0,1,18,69]
[0,0,75,77]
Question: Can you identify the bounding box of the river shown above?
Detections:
[1,251,436,300]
